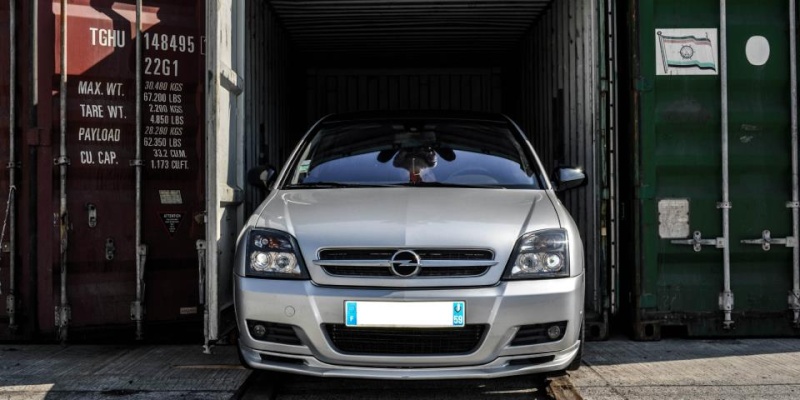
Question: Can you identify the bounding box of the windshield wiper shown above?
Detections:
[285,182,507,189]
[394,182,507,189]
[285,182,395,189]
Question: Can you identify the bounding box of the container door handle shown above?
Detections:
[86,203,97,228]
[105,238,115,261]
[671,231,726,252]
[740,230,796,251]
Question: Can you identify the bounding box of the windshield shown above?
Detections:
[284,119,545,189]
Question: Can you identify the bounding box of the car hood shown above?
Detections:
[249,187,562,287]
[254,188,560,250]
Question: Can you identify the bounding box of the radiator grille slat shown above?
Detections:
[318,248,494,278]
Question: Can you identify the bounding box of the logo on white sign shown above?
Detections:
[656,29,718,76]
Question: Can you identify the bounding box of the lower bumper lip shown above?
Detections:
[238,341,581,380]
[234,274,584,376]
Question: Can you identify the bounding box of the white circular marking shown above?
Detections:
[745,36,770,66]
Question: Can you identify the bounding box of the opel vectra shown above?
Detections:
[234,111,586,379]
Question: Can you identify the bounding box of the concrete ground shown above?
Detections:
[0,344,249,399]
[572,338,800,399]
[1,338,799,399]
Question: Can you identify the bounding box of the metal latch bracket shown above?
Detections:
[740,230,795,251]
[54,156,70,166]
[671,231,725,252]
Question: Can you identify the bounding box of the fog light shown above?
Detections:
[547,325,562,340]
[252,324,267,338]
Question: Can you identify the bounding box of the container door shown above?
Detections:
[635,0,798,338]
[138,0,206,338]
[204,0,244,347]
[53,0,205,340]
[0,1,13,334]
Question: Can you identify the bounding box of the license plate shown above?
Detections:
[345,301,465,328]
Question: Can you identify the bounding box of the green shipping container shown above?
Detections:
[624,0,800,339]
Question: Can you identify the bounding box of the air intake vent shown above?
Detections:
[324,324,486,355]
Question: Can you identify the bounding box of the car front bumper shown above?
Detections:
[234,274,584,379]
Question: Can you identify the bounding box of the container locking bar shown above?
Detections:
[671,231,726,252]
[790,291,800,326]
[196,240,206,305]
[131,244,147,340]
[740,230,796,251]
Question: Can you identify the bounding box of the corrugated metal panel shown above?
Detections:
[270,0,551,56]
[2,0,608,342]
[0,1,12,327]
[632,0,798,338]
[49,0,205,339]
[516,0,602,334]
[253,0,606,337]
[305,68,502,124]
[244,1,292,214]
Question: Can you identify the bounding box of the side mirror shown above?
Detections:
[552,166,586,192]
[247,165,278,191]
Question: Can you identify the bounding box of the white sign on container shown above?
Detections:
[656,29,718,76]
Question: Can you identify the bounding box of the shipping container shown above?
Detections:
[623,0,800,339]
[217,0,614,344]
[1,0,616,344]
[0,0,207,342]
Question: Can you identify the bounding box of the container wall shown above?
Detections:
[0,1,12,327]
[50,0,205,339]
[632,0,798,338]
[0,0,36,339]
[242,0,609,339]
[516,0,605,337]
[305,68,503,125]
[244,1,292,214]
[3,0,610,342]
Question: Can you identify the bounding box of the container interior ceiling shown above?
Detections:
[271,0,550,61]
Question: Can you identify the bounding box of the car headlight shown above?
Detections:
[503,229,569,280]
[245,229,308,279]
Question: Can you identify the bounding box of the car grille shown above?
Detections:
[319,249,494,261]
[321,265,489,277]
[316,248,494,278]
[324,324,486,355]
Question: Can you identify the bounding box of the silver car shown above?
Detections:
[234,112,586,379]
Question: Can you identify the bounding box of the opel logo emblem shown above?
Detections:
[390,250,422,277]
